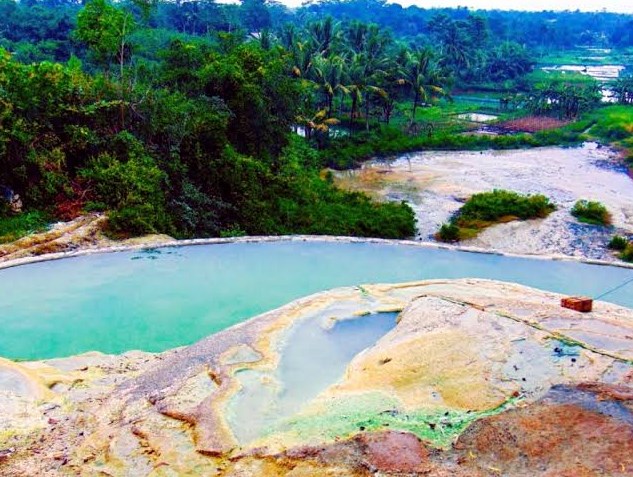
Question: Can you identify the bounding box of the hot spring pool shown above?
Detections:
[1,240,632,360]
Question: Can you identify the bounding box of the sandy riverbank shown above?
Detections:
[335,143,633,261]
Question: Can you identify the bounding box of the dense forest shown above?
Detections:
[0,0,632,241]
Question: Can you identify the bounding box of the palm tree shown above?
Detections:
[402,48,447,125]
[307,16,339,57]
[288,40,315,79]
[340,25,391,132]
[613,75,633,104]
[296,109,339,147]
[344,21,369,54]
[311,54,347,117]
[279,23,297,50]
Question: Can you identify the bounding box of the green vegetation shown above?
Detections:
[608,235,633,262]
[0,10,419,241]
[437,223,460,243]
[524,75,602,120]
[0,0,631,242]
[0,211,49,244]
[320,123,588,169]
[571,200,612,226]
[584,106,633,164]
[621,243,633,262]
[608,235,629,251]
[437,190,556,241]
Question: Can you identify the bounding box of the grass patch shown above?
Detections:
[586,105,633,142]
[436,190,555,242]
[584,106,633,166]
[571,200,612,226]
[0,211,49,244]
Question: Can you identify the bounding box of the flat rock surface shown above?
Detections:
[0,213,173,265]
[1,279,632,476]
[335,143,633,260]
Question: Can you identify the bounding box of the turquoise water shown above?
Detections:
[228,311,398,443]
[1,241,632,360]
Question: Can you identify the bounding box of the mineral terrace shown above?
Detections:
[1,278,632,476]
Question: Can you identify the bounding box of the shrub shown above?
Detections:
[457,189,555,224]
[107,204,166,237]
[79,137,172,236]
[219,225,247,238]
[571,200,611,226]
[436,189,555,241]
[621,243,633,263]
[0,211,49,244]
[608,235,628,251]
[437,223,460,242]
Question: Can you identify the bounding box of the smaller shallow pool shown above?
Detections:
[227,310,398,443]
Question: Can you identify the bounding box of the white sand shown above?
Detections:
[337,143,633,260]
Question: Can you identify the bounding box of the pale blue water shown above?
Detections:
[1,241,632,360]
[228,311,398,442]
[277,311,398,420]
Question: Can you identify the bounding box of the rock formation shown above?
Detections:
[1,279,632,476]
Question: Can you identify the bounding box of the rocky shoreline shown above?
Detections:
[1,279,632,475]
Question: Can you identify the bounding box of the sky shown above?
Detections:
[277,0,633,13]
[389,0,633,13]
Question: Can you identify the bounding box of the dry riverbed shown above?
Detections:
[335,143,633,260]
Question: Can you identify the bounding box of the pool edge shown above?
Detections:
[1,235,632,271]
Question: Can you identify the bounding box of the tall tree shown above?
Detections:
[75,0,136,77]
[240,0,270,32]
[402,48,447,124]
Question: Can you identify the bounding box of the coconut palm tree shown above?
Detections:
[295,109,339,148]
[342,53,389,132]
[340,24,391,132]
[307,16,339,57]
[310,54,348,117]
[613,75,633,104]
[402,48,447,125]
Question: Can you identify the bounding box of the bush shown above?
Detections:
[79,136,172,236]
[0,211,49,244]
[457,189,555,223]
[608,235,628,251]
[437,223,460,242]
[571,200,612,226]
[107,204,166,237]
[219,225,246,238]
[621,243,633,263]
[436,189,555,241]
